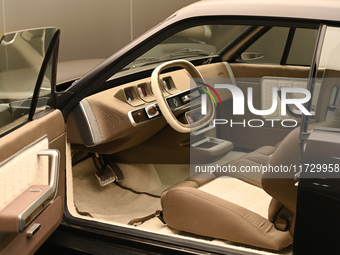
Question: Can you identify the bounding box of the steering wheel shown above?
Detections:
[151,59,215,133]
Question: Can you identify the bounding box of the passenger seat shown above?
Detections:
[160,70,340,250]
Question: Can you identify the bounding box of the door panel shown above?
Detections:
[0,110,65,255]
[0,136,49,216]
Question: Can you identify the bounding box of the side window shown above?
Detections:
[0,28,58,136]
[286,28,318,66]
[306,26,340,132]
[240,27,289,64]
[238,27,317,65]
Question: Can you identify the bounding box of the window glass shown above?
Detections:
[121,25,250,71]
[0,28,57,135]
[238,27,317,65]
[35,55,53,116]
[306,27,340,132]
[239,27,289,64]
[286,28,317,66]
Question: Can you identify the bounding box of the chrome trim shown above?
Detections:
[18,149,60,232]
[27,223,41,238]
[223,62,238,86]
[145,104,159,118]
[78,101,94,142]
[127,110,137,126]
[191,137,231,149]
[128,106,163,126]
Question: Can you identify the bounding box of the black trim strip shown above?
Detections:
[227,27,272,62]
[280,28,296,65]
[300,24,327,135]
[29,29,60,120]
[218,26,258,56]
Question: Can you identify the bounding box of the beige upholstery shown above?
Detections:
[163,186,292,250]
[215,145,278,187]
[161,114,340,250]
[161,70,340,251]
[161,136,295,250]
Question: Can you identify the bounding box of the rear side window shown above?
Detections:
[305,26,340,132]
[286,28,318,66]
[241,27,289,64]
[237,27,317,66]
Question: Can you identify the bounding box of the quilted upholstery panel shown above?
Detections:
[0,137,48,210]
[260,77,321,120]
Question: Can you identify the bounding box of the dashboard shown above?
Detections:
[66,62,233,154]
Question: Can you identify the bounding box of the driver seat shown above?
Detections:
[160,70,340,250]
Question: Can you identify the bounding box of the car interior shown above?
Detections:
[58,24,331,254]
[30,23,338,254]
[50,23,326,255]
[1,12,340,254]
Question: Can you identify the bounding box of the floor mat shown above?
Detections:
[72,151,246,225]
[72,158,190,224]
[71,151,293,254]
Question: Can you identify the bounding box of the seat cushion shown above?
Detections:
[199,177,272,218]
[160,147,293,250]
[161,180,293,250]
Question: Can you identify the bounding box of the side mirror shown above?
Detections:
[241,52,264,61]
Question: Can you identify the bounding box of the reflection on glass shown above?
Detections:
[0,28,58,133]
[306,27,340,132]
[120,25,249,72]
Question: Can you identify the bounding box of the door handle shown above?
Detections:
[0,149,60,233]
[17,149,60,232]
[37,149,59,197]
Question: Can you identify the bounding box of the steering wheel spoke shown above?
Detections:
[151,59,215,133]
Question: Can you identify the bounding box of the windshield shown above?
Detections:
[122,25,250,71]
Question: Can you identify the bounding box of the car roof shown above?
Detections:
[174,0,340,23]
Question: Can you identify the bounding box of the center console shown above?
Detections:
[186,108,234,163]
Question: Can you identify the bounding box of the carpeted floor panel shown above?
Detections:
[72,158,190,224]
[70,151,293,254]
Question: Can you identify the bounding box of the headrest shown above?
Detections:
[175,25,212,40]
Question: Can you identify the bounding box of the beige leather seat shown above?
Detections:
[161,71,340,251]
[161,128,298,250]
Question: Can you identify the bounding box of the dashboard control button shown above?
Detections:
[145,104,159,118]
[148,106,157,115]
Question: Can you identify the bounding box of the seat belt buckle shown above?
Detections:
[274,216,289,231]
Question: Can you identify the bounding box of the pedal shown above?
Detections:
[95,165,117,186]
[94,154,124,186]
[106,161,124,181]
